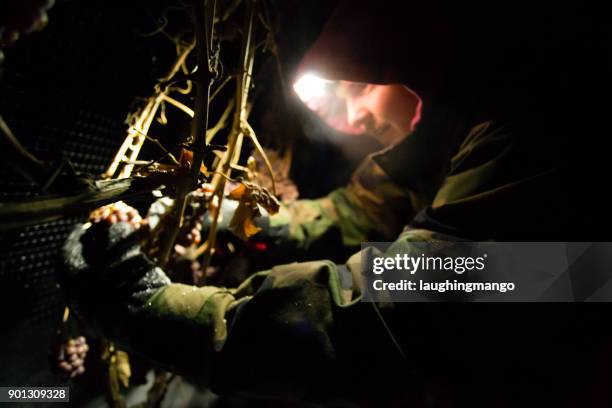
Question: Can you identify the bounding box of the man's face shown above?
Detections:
[293,74,421,146]
[339,82,421,146]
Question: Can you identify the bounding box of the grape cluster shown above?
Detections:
[180,184,215,247]
[171,215,205,284]
[89,201,145,229]
[56,336,89,379]
[179,218,203,246]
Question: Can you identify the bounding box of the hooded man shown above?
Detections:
[63,1,612,405]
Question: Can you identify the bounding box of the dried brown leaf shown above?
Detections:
[229,201,261,241]
[227,180,279,240]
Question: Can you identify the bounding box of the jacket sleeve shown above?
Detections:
[260,154,425,262]
[62,221,442,403]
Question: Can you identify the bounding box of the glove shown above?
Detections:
[61,218,170,329]
[147,192,284,248]
[61,204,236,384]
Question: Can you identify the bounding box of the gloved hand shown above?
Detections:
[146,191,239,244]
[61,202,170,325]
[61,201,236,383]
[147,190,276,250]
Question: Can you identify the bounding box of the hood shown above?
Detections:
[294,1,448,101]
[294,1,605,111]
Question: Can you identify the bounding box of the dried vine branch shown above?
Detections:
[104,39,195,179]
[199,0,258,275]
[0,114,50,187]
[207,98,235,143]
[155,0,217,266]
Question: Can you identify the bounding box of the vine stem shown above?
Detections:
[200,0,257,277]
[156,0,216,266]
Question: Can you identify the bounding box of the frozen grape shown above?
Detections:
[56,336,89,379]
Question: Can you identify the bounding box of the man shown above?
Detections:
[63,1,612,405]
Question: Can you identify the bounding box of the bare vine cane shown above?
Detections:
[199,0,260,280]
[154,0,218,267]
[104,39,196,180]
